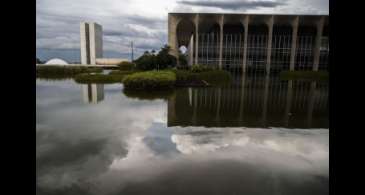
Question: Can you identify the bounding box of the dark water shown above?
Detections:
[36,76,329,195]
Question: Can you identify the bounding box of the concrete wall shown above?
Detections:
[95,58,129,65]
[168,13,329,73]
[80,22,88,64]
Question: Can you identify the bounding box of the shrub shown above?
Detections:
[134,52,156,70]
[36,65,102,78]
[191,64,214,73]
[134,45,177,70]
[123,71,176,90]
[174,70,197,81]
[74,73,124,84]
[155,45,177,69]
[178,53,188,66]
[117,61,136,70]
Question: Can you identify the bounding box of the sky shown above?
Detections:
[36,0,328,62]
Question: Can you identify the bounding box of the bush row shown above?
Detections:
[123,71,176,90]
[74,73,125,84]
[36,65,102,78]
[117,61,136,71]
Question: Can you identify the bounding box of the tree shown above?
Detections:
[134,51,156,70]
[134,45,177,70]
[155,45,177,69]
[178,53,188,66]
[36,57,42,64]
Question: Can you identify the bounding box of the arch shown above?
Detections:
[248,24,268,35]
[271,25,293,72]
[273,25,292,36]
[246,24,269,74]
[223,23,245,34]
[295,25,317,70]
[221,21,245,72]
[193,16,222,67]
[199,18,220,34]
[176,18,196,67]
[322,25,329,37]
[176,19,195,48]
[297,25,317,36]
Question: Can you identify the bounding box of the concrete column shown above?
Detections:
[192,89,198,125]
[168,14,179,59]
[194,14,200,65]
[218,15,224,69]
[89,23,103,65]
[284,80,293,127]
[307,81,317,128]
[262,75,270,126]
[266,16,274,74]
[188,35,194,66]
[290,16,299,71]
[216,88,221,122]
[80,22,88,65]
[242,16,250,73]
[313,17,325,71]
[188,88,192,106]
[239,75,246,119]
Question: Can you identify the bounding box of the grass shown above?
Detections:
[37,65,233,89]
[190,64,213,73]
[123,70,176,90]
[74,73,125,84]
[280,71,329,81]
[36,65,102,78]
[122,88,175,100]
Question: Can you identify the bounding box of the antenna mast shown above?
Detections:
[131,41,134,62]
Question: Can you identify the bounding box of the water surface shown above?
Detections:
[36,76,329,195]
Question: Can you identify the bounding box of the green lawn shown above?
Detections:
[123,70,176,90]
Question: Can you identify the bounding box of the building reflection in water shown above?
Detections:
[82,84,104,104]
[168,75,328,129]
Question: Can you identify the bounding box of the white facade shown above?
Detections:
[80,22,103,65]
[45,58,69,65]
[95,58,129,65]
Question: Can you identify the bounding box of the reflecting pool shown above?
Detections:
[36,75,329,195]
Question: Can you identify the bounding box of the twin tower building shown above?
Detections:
[80,22,103,65]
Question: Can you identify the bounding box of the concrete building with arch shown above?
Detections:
[168,13,329,74]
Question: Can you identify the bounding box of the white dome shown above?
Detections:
[45,58,69,65]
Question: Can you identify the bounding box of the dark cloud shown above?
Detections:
[178,0,286,10]
[36,0,327,61]
[36,0,168,60]
[125,15,166,29]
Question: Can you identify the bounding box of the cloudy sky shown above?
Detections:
[36,0,328,62]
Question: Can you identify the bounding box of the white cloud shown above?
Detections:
[36,0,328,60]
